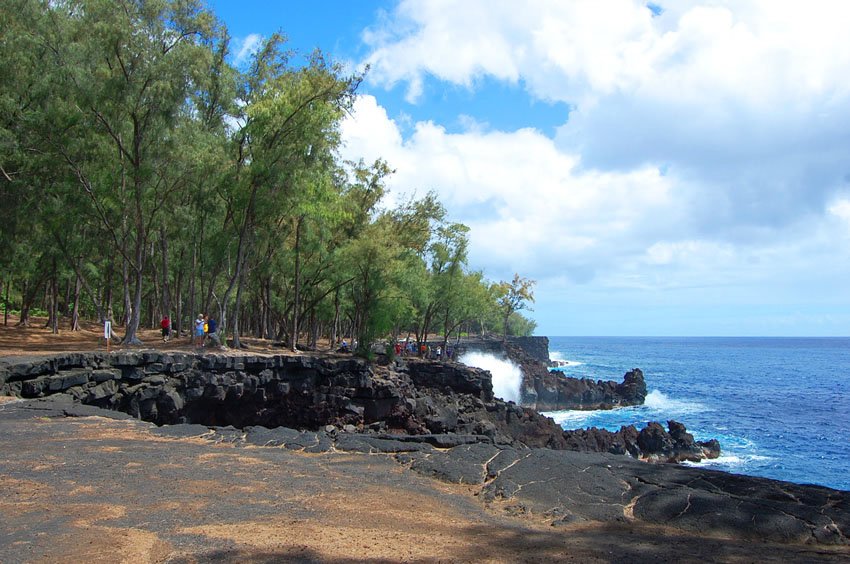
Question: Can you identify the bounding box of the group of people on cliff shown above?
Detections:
[395,340,453,360]
[335,337,454,360]
[158,313,224,349]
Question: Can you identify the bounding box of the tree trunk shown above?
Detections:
[188,243,197,341]
[331,289,340,347]
[175,267,183,338]
[3,276,9,326]
[51,260,58,335]
[223,207,254,350]
[71,269,81,331]
[150,258,160,328]
[104,259,113,322]
[291,216,303,352]
[309,307,318,349]
[63,276,72,317]
[122,256,132,327]
[122,238,145,345]
[231,266,245,348]
[43,281,52,328]
[19,277,45,328]
[442,311,450,354]
[264,280,273,339]
[159,227,171,318]
[18,279,30,326]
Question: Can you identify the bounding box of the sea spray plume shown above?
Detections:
[458,352,522,403]
[643,390,707,416]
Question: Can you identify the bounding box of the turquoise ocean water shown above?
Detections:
[543,337,850,491]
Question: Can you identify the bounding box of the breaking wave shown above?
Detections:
[643,390,709,416]
[458,351,522,403]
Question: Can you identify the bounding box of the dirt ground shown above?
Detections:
[0,314,314,357]
[1,402,846,563]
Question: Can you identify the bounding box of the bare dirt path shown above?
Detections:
[1,399,847,563]
[0,315,293,357]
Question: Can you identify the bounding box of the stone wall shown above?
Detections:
[2,352,386,429]
[0,352,550,446]
[0,351,713,462]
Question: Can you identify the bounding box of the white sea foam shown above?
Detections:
[458,352,522,403]
[542,409,604,427]
[549,351,583,366]
[643,390,708,415]
[683,453,772,470]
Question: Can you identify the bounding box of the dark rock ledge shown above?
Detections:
[0,351,711,461]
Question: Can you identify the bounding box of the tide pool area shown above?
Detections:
[544,336,850,491]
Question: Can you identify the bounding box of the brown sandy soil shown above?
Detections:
[1,409,846,563]
[0,314,314,357]
[0,314,440,358]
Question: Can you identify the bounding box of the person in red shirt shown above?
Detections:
[160,315,171,342]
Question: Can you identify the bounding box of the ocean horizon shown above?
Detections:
[541,335,850,491]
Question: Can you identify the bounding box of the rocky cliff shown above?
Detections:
[0,350,709,461]
[459,336,647,411]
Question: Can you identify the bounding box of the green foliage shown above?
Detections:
[507,312,538,337]
[0,0,540,350]
[495,274,536,339]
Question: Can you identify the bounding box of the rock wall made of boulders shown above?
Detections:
[1,352,386,429]
[0,351,714,463]
[0,352,557,449]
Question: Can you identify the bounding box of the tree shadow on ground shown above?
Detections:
[165,520,848,564]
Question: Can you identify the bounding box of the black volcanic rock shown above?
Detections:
[561,420,721,463]
[1,352,712,463]
[459,337,647,411]
[0,352,569,451]
[523,366,648,411]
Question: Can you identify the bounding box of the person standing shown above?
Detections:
[206,316,221,349]
[160,315,171,342]
[194,314,205,347]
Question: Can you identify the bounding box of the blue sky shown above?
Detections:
[208,0,850,336]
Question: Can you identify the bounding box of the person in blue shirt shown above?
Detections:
[206,316,222,349]
[194,314,205,347]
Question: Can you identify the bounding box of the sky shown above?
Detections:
[208,0,850,337]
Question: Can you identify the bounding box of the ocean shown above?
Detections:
[542,336,850,491]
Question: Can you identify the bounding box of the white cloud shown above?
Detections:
[341,95,850,317]
[362,0,850,234]
[349,1,850,334]
[364,1,850,108]
[233,33,265,67]
[341,95,683,282]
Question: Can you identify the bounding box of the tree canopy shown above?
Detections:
[0,0,537,352]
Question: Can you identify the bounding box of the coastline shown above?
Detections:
[0,348,848,561]
[544,335,850,491]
